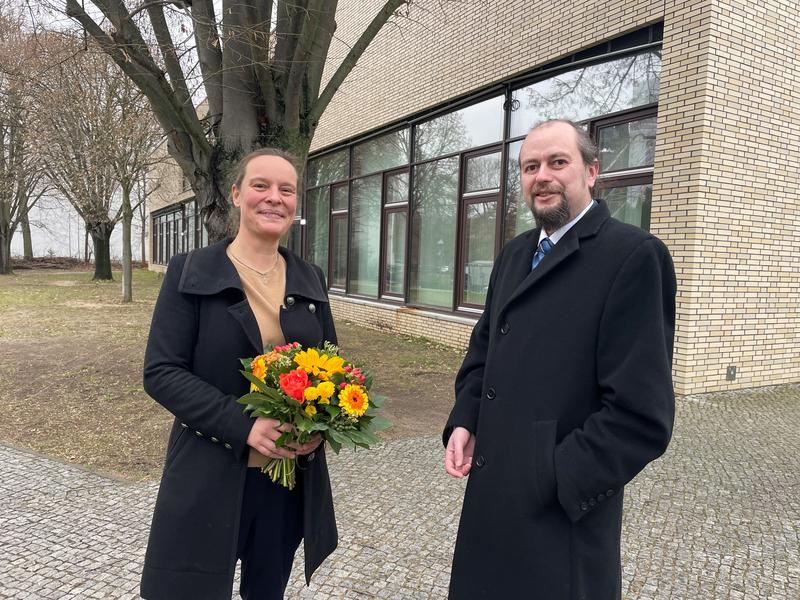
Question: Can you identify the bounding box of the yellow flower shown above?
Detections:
[294,348,323,376]
[305,405,317,417]
[338,384,369,417]
[319,355,345,378]
[304,386,320,401]
[251,356,267,381]
[317,381,335,399]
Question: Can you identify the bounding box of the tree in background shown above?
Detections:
[59,0,423,242]
[32,36,159,282]
[0,6,48,274]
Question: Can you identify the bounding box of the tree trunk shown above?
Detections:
[90,223,113,280]
[0,230,11,275]
[121,186,133,302]
[19,197,33,259]
[85,227,90,263]
[140,211,147,264]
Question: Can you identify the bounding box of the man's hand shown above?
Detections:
[445,426,475,478]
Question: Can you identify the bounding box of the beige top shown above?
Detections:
[226,244,287,469]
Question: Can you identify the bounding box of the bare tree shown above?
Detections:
[0,7,48,274]
[107,77,164,301]
[56,0,423,243]
[31,33,161,285]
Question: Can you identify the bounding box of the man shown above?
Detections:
[443,120,676,599]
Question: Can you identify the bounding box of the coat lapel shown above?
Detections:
[500,201,610,315]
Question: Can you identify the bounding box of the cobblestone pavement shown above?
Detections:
[1,385,798,599]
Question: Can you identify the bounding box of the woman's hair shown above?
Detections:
[230,147,300,190]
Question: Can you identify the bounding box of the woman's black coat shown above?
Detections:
[140,239,338,600]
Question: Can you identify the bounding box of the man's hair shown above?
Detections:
[530,119,599,166]
[230,147,299,189]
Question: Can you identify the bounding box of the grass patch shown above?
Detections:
[0,268,464,482]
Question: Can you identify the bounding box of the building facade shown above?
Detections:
[148,0,800,396]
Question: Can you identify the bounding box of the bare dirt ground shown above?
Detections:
[0,268,464,482]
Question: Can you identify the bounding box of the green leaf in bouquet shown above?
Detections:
[365,415,392,431]
[274,432,291,448]
[241,371,271,394]
[324,404,341,417]
[236,392,275,407]
[368,394,387,408]
[240,357,254,369]
[307,422,329,432]
[362,372,374,389]
[328,428,356,450]
[324,432,342,454]
[347,429,376,448]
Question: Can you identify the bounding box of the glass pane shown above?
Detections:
[330,216,348,288]
[384,211,406,296]
[353,129,410,176]
[415,95,504,161]
[385,171,409,205]
[332,184,348,211]
[597,183,652,230]
[185,205,195,250]
[599,116,657,172]
[409,157,459,308]
[349,176,381,297]
[465,152,501,193]
[282,221,302,256]
[305,186,330,278]
[307,149,349,187]
[504,140,536,242]
[462,201,497,306]
[510,51,661,137]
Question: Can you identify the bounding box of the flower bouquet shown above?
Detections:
[237,341,390,489]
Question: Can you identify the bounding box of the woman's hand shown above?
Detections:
[246,417,297,459]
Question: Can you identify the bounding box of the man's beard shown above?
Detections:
[529,186,570,233]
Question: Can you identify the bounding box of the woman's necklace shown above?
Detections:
[229,248,280,282]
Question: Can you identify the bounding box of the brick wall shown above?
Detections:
[312,0,665,150]
[653,0,800,393]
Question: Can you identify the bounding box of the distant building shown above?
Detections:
[148,0,800,395]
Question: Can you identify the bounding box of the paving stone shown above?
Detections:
[0,385,798,598]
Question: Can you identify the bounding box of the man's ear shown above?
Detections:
[586,160,599,188]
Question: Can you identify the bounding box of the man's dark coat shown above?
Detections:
[140,239,338,600]
[444,201,676,600]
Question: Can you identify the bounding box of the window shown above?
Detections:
[304,29,663,312]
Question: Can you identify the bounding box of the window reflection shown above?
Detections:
[465,152,501,193]
[353,129,409,177]
[305,187,330,277]
[307,149,349,187]
[598,116,656,172]
[349,176,381,297]
[510,51,661,137]
[409,157,459,308]
[415,96,504,161]
[504,140,536,241]
[597,184,652,230]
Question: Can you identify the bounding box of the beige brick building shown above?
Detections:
[149,0,800,395]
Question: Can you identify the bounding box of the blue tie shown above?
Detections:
[531,237,553,270]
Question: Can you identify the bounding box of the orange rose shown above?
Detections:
[279,369,310,402]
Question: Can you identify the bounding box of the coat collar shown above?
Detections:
[499,199,610,314]
[177,238,329,302]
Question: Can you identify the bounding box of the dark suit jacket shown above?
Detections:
[444,200,676,600]
[140,239,338,600]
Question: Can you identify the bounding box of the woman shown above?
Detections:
[140,148,338,600]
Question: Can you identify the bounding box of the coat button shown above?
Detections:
[486,387,496,400]
[210,437,219,443]
[286,296,295,306]
[475,455,486,468]
[180,422,188,428]
[224,443,232,450]
[589,498,596,507]
[580,502,589,511]
[500,323,510,335]
[307,451,315,462]
[195,430,203,437]
[597,493,606,502]
[308,303,316,313]
[606,489,615,497]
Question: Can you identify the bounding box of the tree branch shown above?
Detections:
[309,0,407,125]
